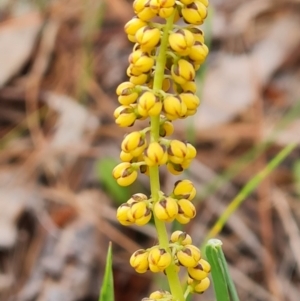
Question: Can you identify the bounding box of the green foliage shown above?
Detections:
[99,242,114,301]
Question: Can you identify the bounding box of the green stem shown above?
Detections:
[149,12,185,301]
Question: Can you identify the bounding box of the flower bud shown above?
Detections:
[116,82,140,105]
[190,277,210,294]
[177,244,201,267]
[159,120,174,137]
[154,197,178,222]
[170,230,192,245]
[133,0,157,21]
[130,249,149,273]
[135,26,161,51]
[148,247,171,272]
[138,91,162,117]
[112,162,138,186]
[114,105,137,127]
[144,142,168,166]
[130,73,149,85]
[188,27,205,43]
[176,199,196,224]
[189,41,209,63]
[171,59,195,85]
[167,140,188,164]
[129,49,155,73]
[120,150,134,162]
[121,131,147,157]
[179,92,200,112]
[116,203,134,225]
[173,179,196,201]
[169,29,194,56]
[124,17,148,35]
[182,1,208,25]
[188,259,211,281]
[186,142,197,159]
[128,201,152,225]
[149,0,175,18]
[163,95,187,120]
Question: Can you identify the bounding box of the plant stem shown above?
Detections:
[149,12,185,301]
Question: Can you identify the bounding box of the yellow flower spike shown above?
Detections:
[182,1,208,25]
[129,49,155,73]
[148,247,172,272]
[167,139,188,164]
[163,95,187,120]
[154,197,178,222]
[120,150,134,162]
[177,245,201,267]
[128,201,152,226]
[112,162,138,186]
[130,73,150,85]
[116,203,134,225]
[188,259,211,281]
[133,0,157,21]
[121,131,147,157]
[168,29,194,56]
[135,26,161,51]
[177,199,196,223]
[124,17,148,36]
[144,142,168,166]
[130,249,150,273]
[159,120,174,137]
[138,91,162,117]
[170,230,192,245]
[191,277,211,294]
[114,105,137,127]
[189,41,209,63]
[179,92,200,111]
[188,27,205,43]
[171,59,196,85]
[166,161,184,175]
[173,179,196,201]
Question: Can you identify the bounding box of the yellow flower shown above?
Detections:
[188,27,205,43]
[182,1,208,25]
[138,91,162,117]
[179,92,200,112]
[135,26,161,51]
[170,230,192,245]
[121,131,147,157]
[112,162,138,186]
[159,120,174,137]
[149,0,175,18]
[120,150,134,162]
[167,140,188,164]
[114,105,137,127]
[124,17,148,35]
[173,179,196,201]
[130,249,149,273]
[189,277,210,294]
[189,42,209,63]
[148,247,172,272]
[176,199,196,224]
[176,244,201,267]
[163,95,187,120]
[169,29,194,56]
[171,59,195,85]
[144,142,168,166]
[116,203,134,225]
[133,0,157,21]
[128,201,152,226]
[149,290,171,299]
[154,197,178,222]
[129,49,155,73]
[130,73,149,85]
[188,259,211,281]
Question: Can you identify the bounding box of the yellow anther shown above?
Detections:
[170,230,192,245]
[173,179,196,201]
[169,29,194,56]
[125,17,148,36]
[121,131,147,157]
[159,120,174,137]
[182,1,208,25]
[135,26,161,51]
[188,259,211,281]
[144,142,168,166]
[154,197,178,222]
[176,244,201,267]
[163,95,187,120]
[167,140,188,164]
[138,91,162,117]
[148,247,172,272]
[114,105,137,127]
[112,162,138,186]
[171,59,195,85]
[130,249,149,273]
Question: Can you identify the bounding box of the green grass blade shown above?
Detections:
[205,239,230,301]
[204,143,297,241]
[99,242,114,301]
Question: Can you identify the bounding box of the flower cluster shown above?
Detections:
[113,0,210,300]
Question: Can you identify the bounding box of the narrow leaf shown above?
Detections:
[99,242,114,301]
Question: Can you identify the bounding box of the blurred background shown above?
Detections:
[0,0,300,300]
